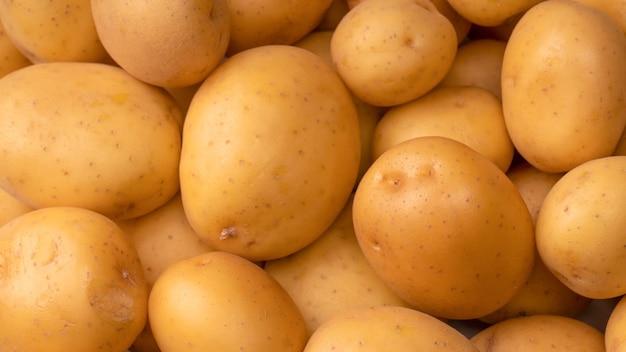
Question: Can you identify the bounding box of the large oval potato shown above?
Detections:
[0,62,182,220]
[501,0,626,173]
[353,136,535,320]
[148,251,308,352]
[180,45,361,262]
[0,207,148,351]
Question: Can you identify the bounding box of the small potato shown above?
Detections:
[353,136,535,320]
[0,0,108,63]
[470,315,605,351]
[0,62,183,220]
[371,86,514,172]
[304,306,479,351]
[447,0,543,26]
[502,0,626,173]
[536,156,626,299]
[265,196,410,336]
[92,0,230,87]
[438,39,507,100]
[331,0,458,107]
[0,207,149,351]
[0,18,31,78]
[148,251,308,352]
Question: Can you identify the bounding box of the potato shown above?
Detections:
[0,186,33,227]
[438,39,507,100]
[0,0,108,63]
[572,0,626,35]
[148,251,308,352]
[470,315,605,351]
[353,136,535,320]
[447,0,543,26]
[226,0,334,55]
[0,18,31,78]
[330,0,458,107]
[316,0,351,31]
[303,306,479,351]
[265,195,410,337]
[0,62,182,220]
[0,206,148,351]
[536,156,626,299]
[91,0,230,88]
[501,0,626,173]
[605,294,626,352]
[179,45,361,262]
[371,86,514,172]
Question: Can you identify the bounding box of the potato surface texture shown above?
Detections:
[91,0,230,88]
[501,0,626,173]
[148,251,308,352]
[180,45,361,262]
[0,207,148,352]
[353,136,535,320]
[0,62,182,220]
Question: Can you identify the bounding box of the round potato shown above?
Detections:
[371,86,514,172]
[0,0,108,63]
[304,306,479,351]
[536,156,626,299]
[179,45,361,261]
[470,315,605,351]
[148,251,308,352]
[0,206,148,351]
[353,136,535,320]
[438,38,507,100]
[331,0,458,107]
[92,0,230,88]
[265,196,410,336]
[501,0,626,173]
[0,62,182,220]
[447,0,543,26]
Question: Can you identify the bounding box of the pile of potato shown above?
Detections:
[0,0,625,351]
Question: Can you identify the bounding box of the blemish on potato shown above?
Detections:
[220,227,237,240]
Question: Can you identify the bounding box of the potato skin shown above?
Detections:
[179,45,361,261]
[0,62,182,220]
[0,207,148,352]
[353,136,535,320]
[501,0,626,173]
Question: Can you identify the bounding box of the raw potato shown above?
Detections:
[264,196,410,337]
[501,0,626,173]
[438,38,507,99]
[148,251,308,352]
[371,86,514,172]
[353,136,535,320]
[91,0,231,88]
[536,156,626,299]
[446,0,543,26]
[470,315,605,351]
[179,45,361,261]
[0,186,33,227]
[0,207,149,352]
[0,18,31,78]
[331,0,458,107]
[573,0,626,35]
[226,0,334,55]
[0,0,108,63]
[0,62,183,220]
[605,294,626,352]
[303,306,479,351]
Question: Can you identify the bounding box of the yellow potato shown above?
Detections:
[91,0,230,88]
[316,0,351,31]
[331,0,458,107]
[501,0,626,173]
[573,0,626,35]
[447,0,543,26]
[353,136,535,320]
[0,62,182,220]
[226,0,334,55]
[265,196,410,336]
[0,206,148,351]
[438,38,507,100]
[371,86,514,172]
[605,294,626,352]
[0,0,108,63]
[470,315,605,351]
[148,251,308,352]
[0,18,31,78]
[536,156,626,299]
[304,306,479,351]
[0,186,33,227]
[180,45,361,261]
